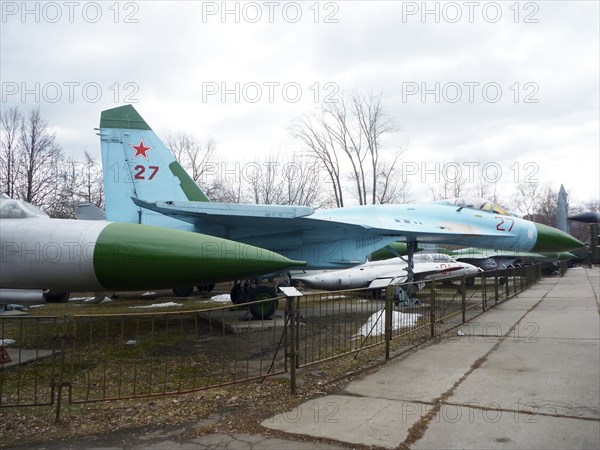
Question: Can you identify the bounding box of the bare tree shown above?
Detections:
[166,131,215,182]
[243,152,323,206]
[281,153,322,206]
[376,151,411,204]
[75,151,104,207]
[353,92,397,204]
[469,166,501,205]
[429,162,469,201]
[293,91,403,206]
[536,183,558,226]
[0,107,22,198]
[292,110,344,207]
[17,107,64,207]
[45,157,79,218]
[1,107,65,210]
[511,181,541,219]
[247,155,285,205]
[206,176,246,203]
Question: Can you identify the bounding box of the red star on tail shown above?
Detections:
[130,139,154,160]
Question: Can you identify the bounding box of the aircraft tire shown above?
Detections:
[248,286,278,320]
[230,283,246,304]
[465,277,475,287]
[173,287,194,297]
[196,284,215,295]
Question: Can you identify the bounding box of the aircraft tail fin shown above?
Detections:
[99,105,210,226]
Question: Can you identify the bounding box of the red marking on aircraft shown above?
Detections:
[130,139,154,160]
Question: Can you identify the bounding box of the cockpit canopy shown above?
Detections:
[414,252,457,263]
[0,197,49,219]
[434,197,517,217]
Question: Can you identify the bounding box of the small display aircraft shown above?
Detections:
[568,212,600,224]
[291,253,482,291]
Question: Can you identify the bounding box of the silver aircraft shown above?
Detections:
[291,253,482,291]
[0,195,302,309]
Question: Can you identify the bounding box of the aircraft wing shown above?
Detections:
[133,199,501,243]
[133,199,337,241]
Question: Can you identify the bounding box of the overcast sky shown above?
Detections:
[1,1,598,207]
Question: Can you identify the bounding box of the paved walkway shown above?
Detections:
[264,267,600,449]
[19,267,600,449]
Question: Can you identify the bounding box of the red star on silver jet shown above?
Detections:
[130,139,154,160]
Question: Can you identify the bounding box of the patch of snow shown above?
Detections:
[129,302,182,309]
[141,292,156,297]
[354,309,422,338]
[210,294,231,303]
[1,339,16,346]
[124,340,138,345]
[70,296,112,303]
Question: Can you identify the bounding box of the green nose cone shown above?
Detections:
[532,223,585,253]
[93,223,304,291]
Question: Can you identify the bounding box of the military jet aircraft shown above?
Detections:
[291,253,482,291]
[0,195,303,316]
[98,105,584,277]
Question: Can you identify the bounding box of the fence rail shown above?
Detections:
[0,264,544,420]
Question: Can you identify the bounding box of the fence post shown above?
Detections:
[55,315,70,423]
[461,276,466,323]
[494,274,499,304]
[482,275,487,311]
[295,297,300,368]
[286,296,297,395]
[385,288,392,360]
[430,280,436,338]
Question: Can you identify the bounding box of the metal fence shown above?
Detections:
[0,264,543,420]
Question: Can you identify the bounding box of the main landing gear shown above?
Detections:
[381,241,420,306]
[230,281,279,320]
